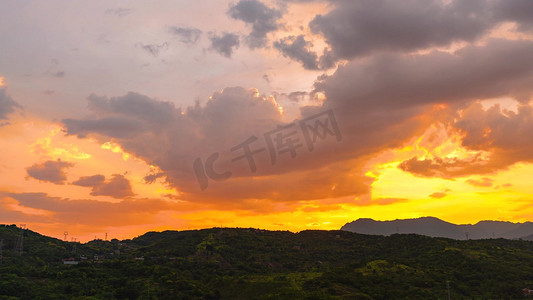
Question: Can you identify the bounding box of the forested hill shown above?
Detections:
[2,224,533,299]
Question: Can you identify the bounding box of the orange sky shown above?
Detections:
[1,1,533,242]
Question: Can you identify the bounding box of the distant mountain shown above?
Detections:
[341,217,533,240]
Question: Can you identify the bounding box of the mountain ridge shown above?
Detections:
[341,217,533,240]
[4,223,533,298]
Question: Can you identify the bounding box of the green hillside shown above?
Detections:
[1,224,533,299]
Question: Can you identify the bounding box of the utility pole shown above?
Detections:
[64,231,68,241]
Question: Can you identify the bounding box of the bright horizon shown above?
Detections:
[2,0,533,242]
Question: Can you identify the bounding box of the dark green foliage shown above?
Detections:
[1,225,533,299]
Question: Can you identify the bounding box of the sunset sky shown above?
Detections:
[1,0,533,242]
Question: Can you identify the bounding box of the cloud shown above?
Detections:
[466,177,494,187]
[397,154,501,178]
[0,89,21,120]
[138,43,169,57]
[26,160,74,184]
[209,32,240,57]
[168,26,202,44]
[314,39,533,112]
[2,192,174,227]
[61,34,533,207]
[353,196,408,206]
[453,102,533,170]
[105,8,132,17]
[398,156,463,178]
[61,87,375,204]
[492,0,533,33]
[144,172,165,184]
[455,102,533,152]
[275,0,533,69]
[72,174,105,187]
[309,0,492,63]
[73,174,134,199]
[429,192,447,199]
[51,71,65,78]
[312,38,533,181]
[273,35,337,70]
[274,35,320,70]
[0,196,48,223]
[400,100,533,178]
[398,103,533,179]
[312,39,533,156]
[62,117,145,139]
[228,0,282,48]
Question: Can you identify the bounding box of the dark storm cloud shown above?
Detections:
[310,39,533,180]
[26,160,74,184]
[62,117,145,138]
[492,0,533,33]
[209,32,240,57]
[314,39,533,112]
[0,89,21,120]
[228,0,282,48]
[289,0,533,69]
[61,38,533,203]
[62,87,372,204]
[87,92,177,124]
[64,92,166,138]
[274,35,320,70]
[309,0,491,61]
[168,26,202,44]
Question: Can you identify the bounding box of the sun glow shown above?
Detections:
[102,141,130,160]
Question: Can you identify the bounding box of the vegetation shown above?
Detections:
[2,224,533,299]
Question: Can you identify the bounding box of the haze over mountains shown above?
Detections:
[341,217,533,240]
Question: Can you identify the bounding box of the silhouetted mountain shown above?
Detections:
[341,217,533,239]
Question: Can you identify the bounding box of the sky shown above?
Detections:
[1,0,533,242]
